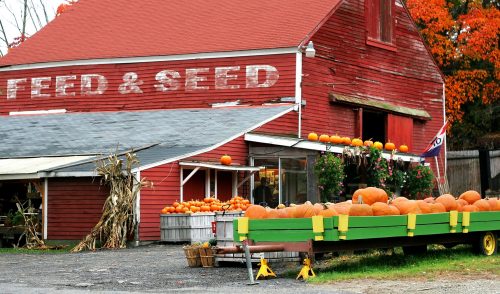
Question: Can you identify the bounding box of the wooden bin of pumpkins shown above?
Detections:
[160,196,250,243]
[235,188,500,248]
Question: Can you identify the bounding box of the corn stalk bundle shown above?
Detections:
[16,199,46,249]
[72,153,146,252]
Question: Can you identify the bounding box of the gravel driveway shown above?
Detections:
[0,244,498,293]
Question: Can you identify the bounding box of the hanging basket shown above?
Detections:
[183,245,202,268]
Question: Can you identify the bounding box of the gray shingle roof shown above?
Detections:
[0,106,293,172]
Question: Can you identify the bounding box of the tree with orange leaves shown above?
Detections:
[406,0,499,149]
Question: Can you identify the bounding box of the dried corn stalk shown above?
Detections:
[72,153,146,252]
[16,198,46,249]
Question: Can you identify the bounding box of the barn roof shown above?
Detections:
[0,0,343,67]
[0,105,294,178]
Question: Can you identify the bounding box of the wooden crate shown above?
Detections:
[160,213,215,242]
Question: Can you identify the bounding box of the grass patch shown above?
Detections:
[0,246,72,254]
[308,245,500,283]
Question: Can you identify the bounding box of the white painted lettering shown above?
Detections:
[7,78,27,100]
[154,70,180,92]
[215,66,240,90]
[246,65,279,88]
[185,68,209,91]
[31,77,51,98]
[119,72,143,94]
[81,74,108,95]
[55,75,77,97]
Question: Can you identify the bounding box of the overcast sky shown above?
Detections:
[0,0,67,55]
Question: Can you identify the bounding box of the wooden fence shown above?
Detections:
[447,150,500,197]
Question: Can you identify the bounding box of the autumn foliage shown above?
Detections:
[406,0,499,146]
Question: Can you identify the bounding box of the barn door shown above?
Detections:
[386,114,413,150]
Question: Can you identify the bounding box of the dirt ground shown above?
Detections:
[0,244,498,293]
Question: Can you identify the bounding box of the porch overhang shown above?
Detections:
[330,93,431,120]
[0,156,94,180]
[179,161,262,201]
[244,133,422,162]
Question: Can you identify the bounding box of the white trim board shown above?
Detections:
[0,47,298,72]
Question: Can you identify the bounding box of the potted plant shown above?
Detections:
[314,152,345,203]
[407,164,434,199]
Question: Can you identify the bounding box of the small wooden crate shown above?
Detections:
[183,245,201,268]
[199,247,216,267]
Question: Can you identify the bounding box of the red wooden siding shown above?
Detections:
[216,171,233,201]
[139,162,180,240]
[300,0,444,174]
[387,114,413,150]
[253,110,298,136]
[47,178,108,240]
[0,54,295,115]
[183,169,206,199]
[139,135,249,240]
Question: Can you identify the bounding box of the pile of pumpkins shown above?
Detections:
[160,196,250,214]
[244,188,500,219]
[307,132,408,153]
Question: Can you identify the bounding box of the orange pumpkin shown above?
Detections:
[371,202,394,216]
[277,208,290,218]
[313,203,324,215]
[266,208,280,219]
[486,198,498,211]
[384,141,396,151]
[388,205,400,215]
[435,194,458,211]
[352,187,388,205]
[160,207,170,214]
[330,135,343,144]
[351,138,363,147]
[399,144,409,153]
[349,204,373,216]
[429,202,447,213]
[342,137,351,145]
[473,199,491,211]
[319,134,330,143]
[416,200,432,214]
[333,203,351,215]
[457,199,468,207]
[364,140,374,147]
[294,203,315,218]
[391,196,409,204]
[462,205,479,212]
[373,141,383,150]
[318,205,338,217]
[459,190,481,205]
[220,154,232,165]
[393,200,421,215]
[284,206,296,218]
[244,205,267,218]
[307,132,319,141]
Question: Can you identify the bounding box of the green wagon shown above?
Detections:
[233,211,500,256]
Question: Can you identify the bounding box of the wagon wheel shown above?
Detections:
[474,232,497,256]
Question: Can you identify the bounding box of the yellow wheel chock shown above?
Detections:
[256,258,276,280]
[296,258,316,280]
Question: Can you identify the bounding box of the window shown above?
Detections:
[366,0,395,48]
[252,157,307,206]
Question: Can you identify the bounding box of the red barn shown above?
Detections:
[0,0,444,242]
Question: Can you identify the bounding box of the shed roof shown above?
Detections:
[0,105,294,178]
[0,0,343,67]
